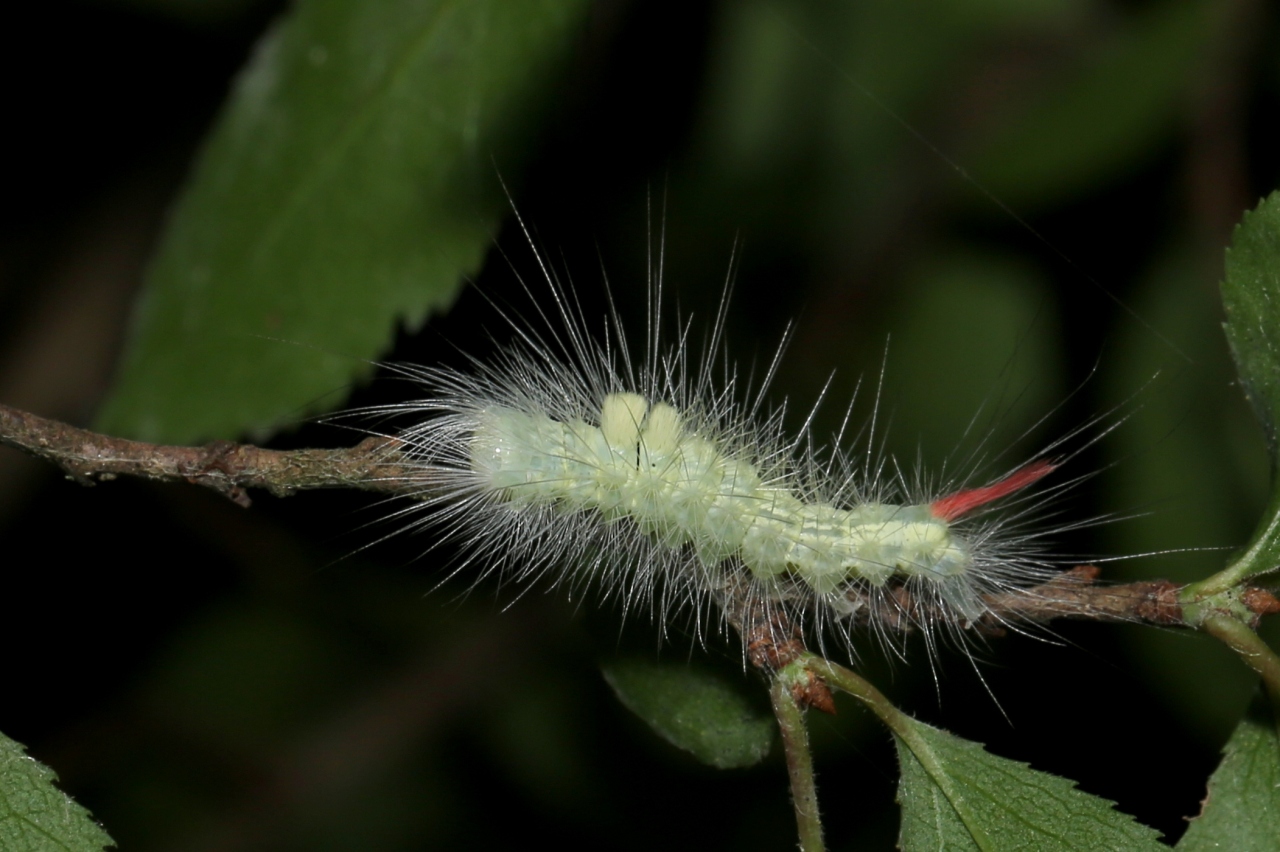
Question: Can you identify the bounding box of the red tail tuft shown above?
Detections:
[930,459,1057,522]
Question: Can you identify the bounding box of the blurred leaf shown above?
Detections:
[970,0,1211,210]
[884,248,1062,469]
[98,0,590,443]
[145,603,352,748]
[480,674,596,816]
[601,660,774,769]
[694,0,1077,237]
[0,730,114,851]
[1178,693,1280,851]
[894,717,1164,851]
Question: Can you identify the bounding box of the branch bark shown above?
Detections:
[3,402,1277,629]
[0,402,422,507]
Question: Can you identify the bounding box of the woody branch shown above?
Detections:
[3,401,1277,633]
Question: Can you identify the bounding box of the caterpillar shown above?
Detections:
[354,213,1087,663]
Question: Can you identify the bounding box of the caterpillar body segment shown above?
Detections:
[469,392,990,598]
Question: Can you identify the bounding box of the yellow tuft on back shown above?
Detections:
[600,393,649,449]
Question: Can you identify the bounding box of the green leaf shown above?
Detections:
[1223,190,1280,465]
[893,717,1164,852]
[1178,693,1280,851]
[601,660,774,769]
[1212,190,1280,584]
[0,730,114,851]
[98,0,590,443]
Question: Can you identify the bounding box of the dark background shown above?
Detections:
[2,0,1279,849]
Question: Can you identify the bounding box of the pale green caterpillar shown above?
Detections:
[380,315,1061,654]
[359,207,1069,655]
[470,392,992,595]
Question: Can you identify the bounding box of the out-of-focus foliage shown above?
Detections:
[3,0,1279,849]
[97,0,591,443]
[601,659,774,769]
[968,0,1213,210]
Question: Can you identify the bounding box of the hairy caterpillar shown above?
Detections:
[356,213,1088,661]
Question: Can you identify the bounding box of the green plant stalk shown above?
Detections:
[1184,488,1280,597]
[804,655,1008,851]
[769,675,826,852]
[798,654,988,828]
[805,657,929,750]
[799,657,899,731]
[797,658,946,779]
[1199,614,1280,714]
[1181,554,1280,714]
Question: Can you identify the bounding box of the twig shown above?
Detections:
[3,402,1278,629]
[0,402,423,507]
[836,565,1280,633]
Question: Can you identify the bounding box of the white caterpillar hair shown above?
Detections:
[354,212,1091,664]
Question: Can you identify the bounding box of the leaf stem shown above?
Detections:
[769,672,825,852]
[1184,490,1280,597]
[802,656,906,736]
[1199,614,1280,710]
